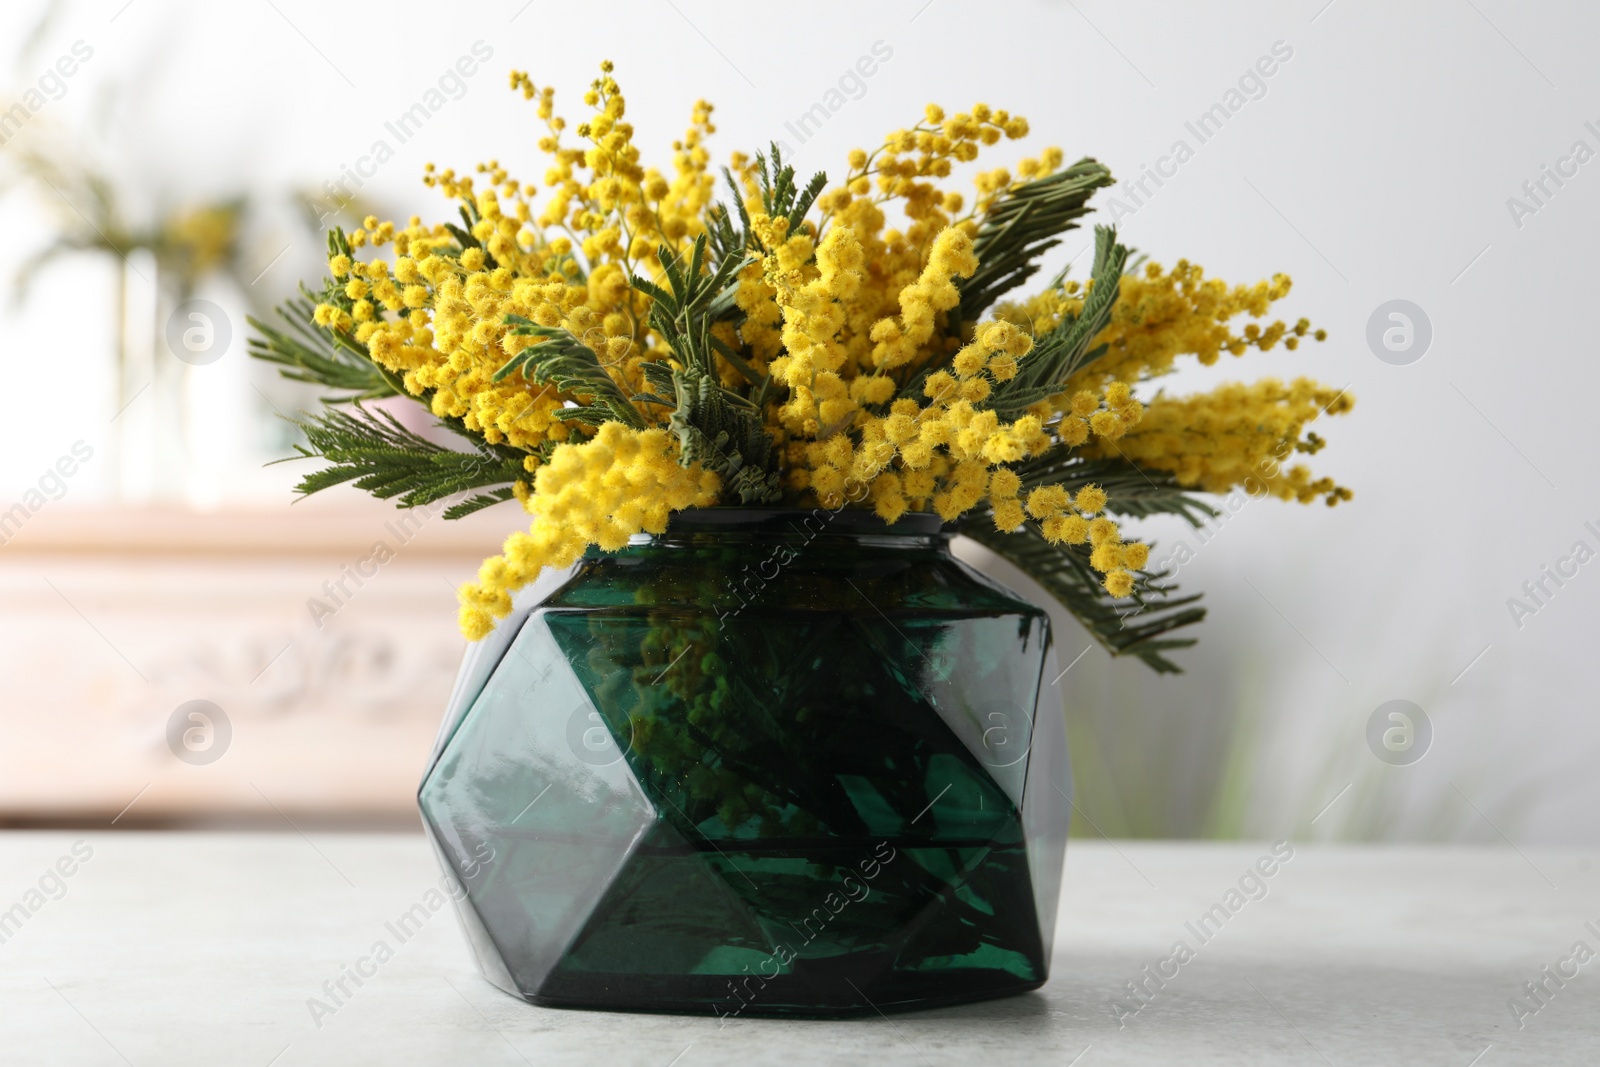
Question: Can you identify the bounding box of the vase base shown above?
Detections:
[499,970,1045,1019]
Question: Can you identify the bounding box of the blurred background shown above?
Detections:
[0,0,1593,841]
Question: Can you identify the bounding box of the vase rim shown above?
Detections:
[660,505,944,537]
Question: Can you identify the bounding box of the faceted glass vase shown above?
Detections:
[418,507,1071,1017]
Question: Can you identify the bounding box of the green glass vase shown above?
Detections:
[418,507,1070,1017]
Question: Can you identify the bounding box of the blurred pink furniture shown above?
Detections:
[0,500,512,827]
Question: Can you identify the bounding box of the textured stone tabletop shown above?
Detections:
[0,832,1596,1065]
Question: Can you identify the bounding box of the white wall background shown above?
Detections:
[1,0,1595,841]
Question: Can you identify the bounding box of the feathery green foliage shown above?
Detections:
[631,235,749,370]
[1017,452,1216,526]
[959,157,1114,323]
[247,294,398,402]
[957,512,1205,674]
[986,225,1128,419]
[630,235,782,502]
[708,143,824,262]
[753,144,827,242]
[495,318,646,428]
[282,403,527,518]
[667,365,782,504]
[959,435,1213,671]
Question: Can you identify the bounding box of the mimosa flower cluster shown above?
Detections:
[261,61,1351,661]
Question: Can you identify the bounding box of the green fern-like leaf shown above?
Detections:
[753,144,826,240]
[1012,452,1217,527]
[442,487,518,520]
[247,295,397,402]
[667,364,782,504]
[986,225,1128,419]
[635,236,750,373]
[281,403,527,509]
[494,319,645,429]
[959,158,1115,323]
[957,513,1205,673]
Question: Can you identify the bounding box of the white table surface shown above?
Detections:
[0,832,1595,1065]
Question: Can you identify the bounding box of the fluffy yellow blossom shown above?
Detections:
[868,227,978,370]
[1084,378,1353,504]
[1104,570,1135,598]
[458,424,719,637]
[998,259,1321,398]
[279,72,1348,640]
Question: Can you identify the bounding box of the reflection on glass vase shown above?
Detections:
[419,508,1071,1017]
